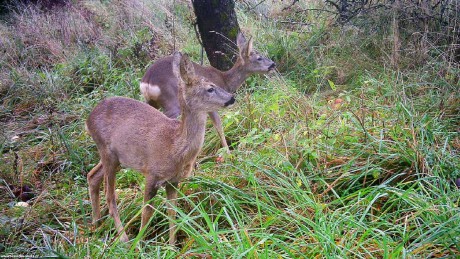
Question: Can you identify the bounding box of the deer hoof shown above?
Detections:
[120,233,129,242]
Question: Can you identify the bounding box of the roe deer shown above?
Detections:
[86,52,235,244]
[140,33,275,152]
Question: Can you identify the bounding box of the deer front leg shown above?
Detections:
[87,161,104,225]
[165,181,178,245]
[141,177,159,231]
[208,111,230,153]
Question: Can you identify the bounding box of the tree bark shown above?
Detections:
[338,0,349,24]
[192,0,241,70]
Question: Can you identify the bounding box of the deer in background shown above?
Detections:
[86,52,235,244]
[140,33,275,152]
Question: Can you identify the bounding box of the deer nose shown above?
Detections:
[224,96,235,107]
[268,62,276,70]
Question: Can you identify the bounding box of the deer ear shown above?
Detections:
[179,54,196,86]
[245,37,253,57]
[236,32,246,51]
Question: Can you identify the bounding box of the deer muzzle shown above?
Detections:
[224,97,236,107]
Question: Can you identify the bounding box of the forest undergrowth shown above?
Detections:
[0,0,459,258]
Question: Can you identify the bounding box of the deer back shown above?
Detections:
[86,97,181,174]
[140,33,275,117]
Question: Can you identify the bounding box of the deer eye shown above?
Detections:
[257,56,263,61]
[207,88,215,93]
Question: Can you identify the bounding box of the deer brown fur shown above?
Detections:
[86,52,235,244]
[140,33,275,152]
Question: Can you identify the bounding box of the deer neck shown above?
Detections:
[175,109,208,162]
[222,60,250,93]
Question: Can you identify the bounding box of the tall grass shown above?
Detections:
[1,0,459,258]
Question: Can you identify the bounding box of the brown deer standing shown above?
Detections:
[86,52,235,244]
[140,33,275,152]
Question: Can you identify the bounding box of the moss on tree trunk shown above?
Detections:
[192,0,240,71]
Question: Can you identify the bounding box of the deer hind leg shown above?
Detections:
[87,161,104,225]
[163,105,180,119]
[103,158,129,242]
[140,176,159,232]
[165,182,179,245]
[162,97,181,119]
[208,111,230,153]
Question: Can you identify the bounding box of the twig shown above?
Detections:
[192,21,205,65]
[318,173,347,198]
[1,179,15,198]
[295,8,338,15]
[172,0,176,52]
[277,20,311,26]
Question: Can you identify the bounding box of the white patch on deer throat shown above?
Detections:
[140,82,161,100]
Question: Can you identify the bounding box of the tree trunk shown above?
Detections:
[192,0,241,70]
[338,0,349,24]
